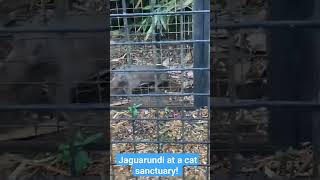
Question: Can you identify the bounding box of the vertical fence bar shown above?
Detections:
[193,0,210,108]
[210,1,216,178]
[121,0,132,66]
[106,0,111,178]
[313,103,320,177]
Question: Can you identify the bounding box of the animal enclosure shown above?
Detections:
[211,0,320,179]
[2,0,320,179]
[110,0,210,179]
[0,0,109,179]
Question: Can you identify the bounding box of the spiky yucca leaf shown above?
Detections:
[136,0,193,40]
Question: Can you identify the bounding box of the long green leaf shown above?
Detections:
[145,21,154,40]
[159,15,168,30]
[128,0,194,40]
[143,5,162,10]
[75,150,90,175]
[76,133,104,146]
[154,15,160,30]
[134,0,143,8]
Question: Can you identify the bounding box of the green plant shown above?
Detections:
[128,104,142,118]
[129,0,144,8]
[135,0,193,40]
[55,132,103,175]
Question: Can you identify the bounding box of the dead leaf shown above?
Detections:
[233,61,251,84]
[264,166,276,178]
[8,160,29,180]
[186,71,193,79]
[234,33,242,48]
[111,99,131,107]
[182,52,193,64]
[246,32,266,53]
[162,58,170,67]
[111,53,127,62]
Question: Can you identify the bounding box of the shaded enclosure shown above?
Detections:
[211,0,320,179]
[0,0,109,179]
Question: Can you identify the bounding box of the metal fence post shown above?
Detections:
[105,0,111,177]
[193,0,210,108]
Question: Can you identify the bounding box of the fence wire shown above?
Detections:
[1,0,320,179]
[110,0,210,179]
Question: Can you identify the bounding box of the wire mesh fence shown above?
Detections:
[110,0,210,179]
[211,0,320,179]
[1,0,319,179]
[0,0,110,178]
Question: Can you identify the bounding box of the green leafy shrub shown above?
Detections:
[55,132,103,175]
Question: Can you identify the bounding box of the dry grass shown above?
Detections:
[110,107,209,179]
